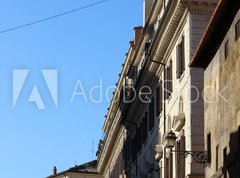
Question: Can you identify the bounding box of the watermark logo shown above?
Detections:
[12,70,229,110]
[13,69,58,110]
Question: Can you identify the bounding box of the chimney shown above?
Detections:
[143,0,154,25]
[53,166,57,176]
[134,26,143,46]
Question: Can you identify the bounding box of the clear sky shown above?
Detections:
[0,1,142,178]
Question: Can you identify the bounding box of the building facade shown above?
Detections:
[190,0,240,177]
[97,0,217,178]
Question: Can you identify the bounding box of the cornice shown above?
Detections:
[183,0,217,15]
[97,109,123,173]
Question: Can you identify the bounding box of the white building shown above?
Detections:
[97,0,218,178]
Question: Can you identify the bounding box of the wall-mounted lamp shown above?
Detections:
[163,130,177,149]
[163,130,208,166]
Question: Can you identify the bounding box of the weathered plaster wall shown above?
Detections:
[204,10,240,178]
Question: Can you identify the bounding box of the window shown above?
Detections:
[165,150,173,178]
[223,147,227,178]
[165,157,169,178]
[170,152,173,178]
[176,137,185,178]
[225,40,229,59]
[238,126,240,170]
[216,145,219,172]
[137,126,142,153]
[141,113,148,143]
[131,135,137,162]
[165,60,173,100]
[235,20,240,41]
[207,133,212,164]
[169,60,173,94]
[149,98,155,131]
[156,86,160,116]
[176,36,185,78]
[156,82,163,116]
[124,136,131,167]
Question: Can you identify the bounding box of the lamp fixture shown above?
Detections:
[163,130,208,166]
[163,130,177,149]
[171,150,208,166]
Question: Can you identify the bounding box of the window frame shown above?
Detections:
[235,20,240,41]
[224,40,229,59]
[176,36,185,79]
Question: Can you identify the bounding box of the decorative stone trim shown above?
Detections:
[211,167,224,178]
[155,144,164,161]
[181,0,216,15]
[173,112,186,132]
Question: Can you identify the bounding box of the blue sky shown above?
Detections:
[0,1,142,178]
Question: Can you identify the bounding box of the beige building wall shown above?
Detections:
[204,10,240,178]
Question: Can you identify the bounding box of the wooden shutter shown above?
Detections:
[170,152,173,178]
[176,44,181,79]
[137,126,142,153]
[180,137,186,178]
[131,135,137,162]
[142,113,148,143]
[169,60,173,93]
[181,36,185,73]
[156,86,160,116]
[164,67,168,100]
[160,81,163,112]
[149,98,155,131]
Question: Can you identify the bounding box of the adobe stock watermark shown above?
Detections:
[70,80,153,104]
[13,69,58,110]
[12,69,229,110]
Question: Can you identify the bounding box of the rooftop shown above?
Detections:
[189,0,240,68]
[47,160,98,178]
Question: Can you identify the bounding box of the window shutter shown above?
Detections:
[137,126,142,153]
[170,152,173,178]
[131,135,137,162]
[160,81,163,112]
[176,44,181,79]
[169,60,173,93]
[165,156,169,178]
[156,86,160,116]
[164,67,168,100]
[149,97,155,130]
[180,137,185,178]
[181,36,185,73]
[142,113,148,143]
[141,122,144,144]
